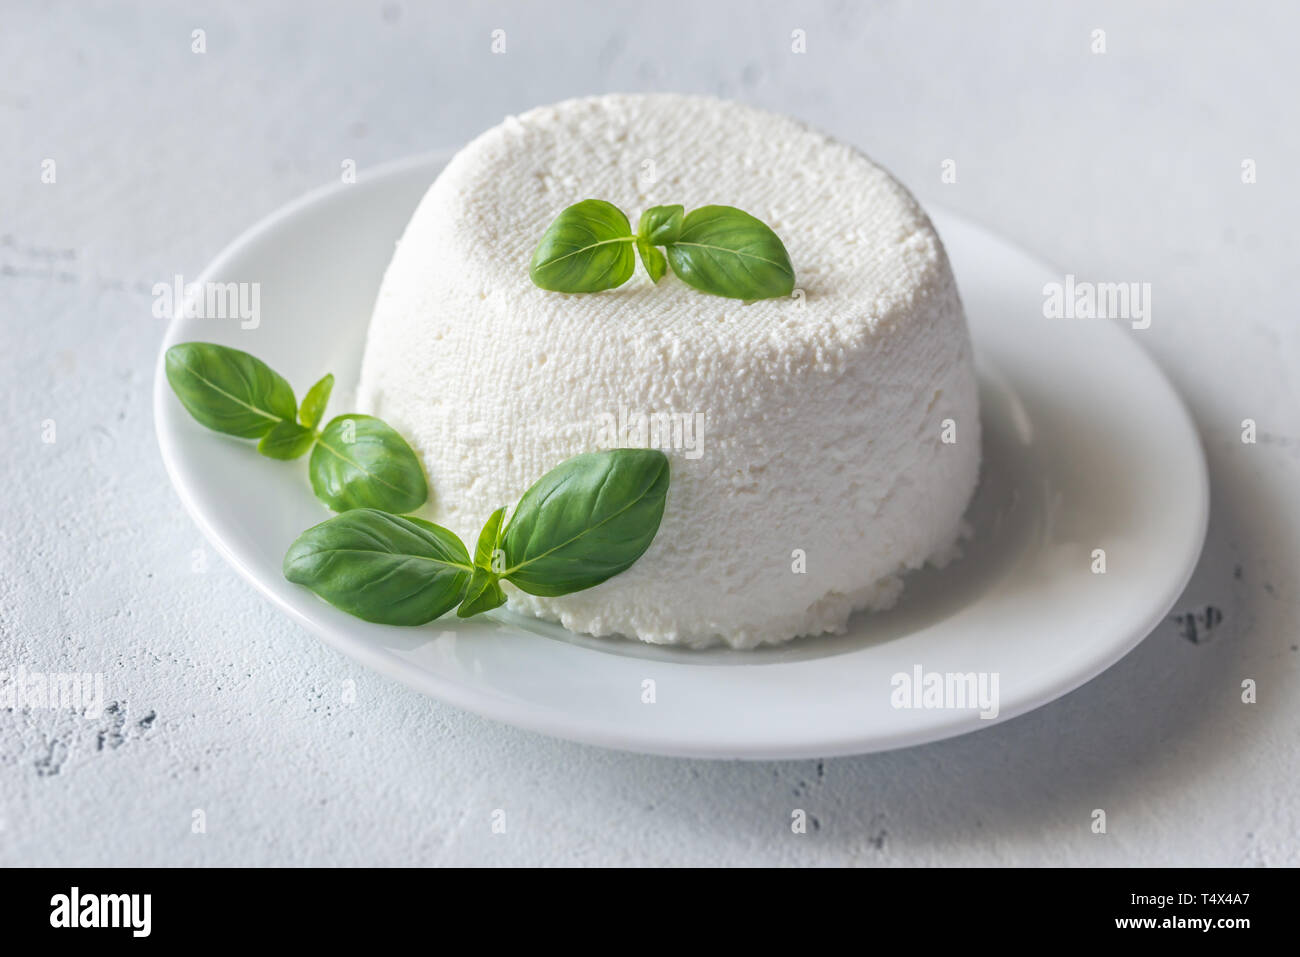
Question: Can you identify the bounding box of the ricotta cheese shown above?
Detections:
[357,94,981,648]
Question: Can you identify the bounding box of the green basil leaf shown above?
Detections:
[474,506,507,570]
[257,419,315,460]
[164,342,297,438]
[456,566,507,618]
[500,449,669,597]
[310,414,428,513]
[636,238,667,283]
[665,205,795,300]
[298,372,334,429]
[283,509,471,625]
[637,204,683,245]
[456,506,508,617]
[529,199,636,293]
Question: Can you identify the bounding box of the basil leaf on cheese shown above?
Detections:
[664,205,795,300]
[500,449,669,597]
[637,204,683,245]
[309,414,428,513]
[283,509,472,625]
[298,372,334,429]
[529,199,636,293]
[257,419,316,460]
[165,342,297,438]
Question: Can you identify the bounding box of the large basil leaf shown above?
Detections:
[665,205,795,300]
[298,372,334,429]
[283,509,471,625]
[309,414,428,513]
[529,199,636,293]
[165,342,297,438]
[257,419,315,460]
[500,449,669,597]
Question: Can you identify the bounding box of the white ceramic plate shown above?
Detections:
[154,151,1208,759]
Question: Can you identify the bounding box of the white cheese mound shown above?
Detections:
[357,94,980,649]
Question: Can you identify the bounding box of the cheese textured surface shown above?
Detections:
[357,94,980,648]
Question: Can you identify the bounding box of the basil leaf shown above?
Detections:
[455,507,507,618]
[298,372,334,429]
[636,238,667,283]
[457,567,507,618]
[283,509,471,625]
[473,506,507,570]
[637,204,683,245]
[500,449,669,597]
[665,205,795,300]
[529,199,636,293]
[164,342,297,438]
[309,414,428,513]
[257,419,315,460]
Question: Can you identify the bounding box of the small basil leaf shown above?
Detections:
[637,204,683,245]
[636,238,667,283]
[298,372,334,429]
[456,506,509,617]
[474,506,507,571]
[283,509,471,625]
[165,342,297,438]
[310,414,428,513]
[529,199,636,293]
[456,566,507,618]
[500,449,669,597]
[257,419,315,460]
[665,205,795,300]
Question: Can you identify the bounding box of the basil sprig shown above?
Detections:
[284,448,670,625]
[165,342,427,514]
[529,199,794,300]
[167,342,672,627]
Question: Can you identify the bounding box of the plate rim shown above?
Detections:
[153,151,1210,759]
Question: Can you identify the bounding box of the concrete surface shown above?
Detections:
[1,0,1297,865]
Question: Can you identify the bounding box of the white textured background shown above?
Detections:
[2,0,1297,865]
